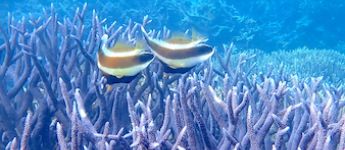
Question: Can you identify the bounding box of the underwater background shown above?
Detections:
[0,0,345,149]
[2,0,345,51]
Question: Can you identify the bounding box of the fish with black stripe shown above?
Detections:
[97,34,154,84]
[141,26,214,73]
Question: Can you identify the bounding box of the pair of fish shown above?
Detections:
[97,26,214,84]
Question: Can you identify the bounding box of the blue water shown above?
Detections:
[1,0,344,51]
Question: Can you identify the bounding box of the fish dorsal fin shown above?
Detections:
[134,39,145,50]
[191,28,207,42]
[108,41,137,52]
[166,34,191,44]
[109,37,149,53]
[166,29,207,45]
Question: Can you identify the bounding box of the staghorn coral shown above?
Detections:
[214,46,345,86]
[252,47,345,85]
[0,3,345,150]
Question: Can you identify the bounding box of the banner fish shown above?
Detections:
[97,34,154,84]
[141,26,214,73]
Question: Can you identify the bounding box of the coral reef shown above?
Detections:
[0,3,345,150]
[253,48,345,85]
[225,47,345,85]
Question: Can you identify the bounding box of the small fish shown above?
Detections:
[141,26,214,73]
[97,34,154,84]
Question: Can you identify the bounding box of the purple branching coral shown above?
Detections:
[0,3,345,150]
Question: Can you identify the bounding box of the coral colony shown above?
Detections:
[1,3,345,150]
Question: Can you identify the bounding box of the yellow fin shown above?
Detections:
[134,40,145,49]
[166,29,207,44]
[108,42,136,52]
[167,35,191,44]
[191,28,207,42]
